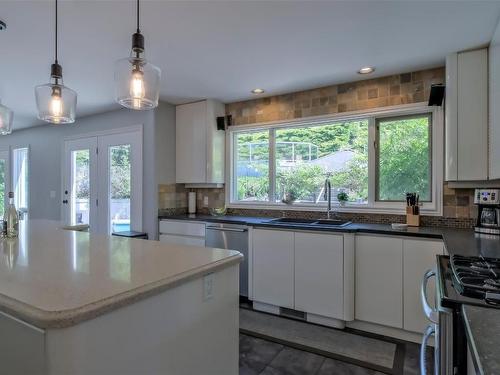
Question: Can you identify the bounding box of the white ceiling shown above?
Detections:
[1,0,500,130]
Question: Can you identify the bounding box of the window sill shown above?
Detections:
[227,202,443,217]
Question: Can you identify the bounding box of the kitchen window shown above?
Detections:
[228,104,443,215]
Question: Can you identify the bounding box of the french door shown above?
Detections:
[63,130,142,234]
[0,150,10,218]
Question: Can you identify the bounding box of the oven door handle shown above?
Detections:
[420,324,436,375]
[421,269,439,324]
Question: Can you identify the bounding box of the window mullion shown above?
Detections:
[269,129,276,203]
[368,117,376,206]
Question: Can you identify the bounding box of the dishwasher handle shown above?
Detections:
[206,227,248,233]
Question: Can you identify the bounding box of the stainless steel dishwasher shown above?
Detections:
[205,223,249,297]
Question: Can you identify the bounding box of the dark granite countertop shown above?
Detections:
[159,214,500,257]
[462,305,500,375]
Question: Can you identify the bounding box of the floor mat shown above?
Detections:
[240,308,403,374]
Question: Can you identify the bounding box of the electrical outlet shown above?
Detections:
[203,196,209,207]
[203,273,214,301]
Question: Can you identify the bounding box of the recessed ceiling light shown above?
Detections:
[251,88,265,94]
[358,67,375,74]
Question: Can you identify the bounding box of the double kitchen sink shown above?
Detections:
[268,217,352,227]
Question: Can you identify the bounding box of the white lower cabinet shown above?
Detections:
[158,220,206,247]
[252,229,345,319]
[295,232,344,320]
[0,311,45,374]
[159,234,205,247]
[403,239,444,333]
[253,229,295,309]
[355,235,404,328]
[355,235,444,333]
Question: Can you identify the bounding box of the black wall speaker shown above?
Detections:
[216,115,232,130]
[428,84,445,106]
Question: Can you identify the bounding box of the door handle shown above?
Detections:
[62,200,68,204]
[420,324,436,375]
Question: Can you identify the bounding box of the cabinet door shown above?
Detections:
[159,234,205,247]
[175,101,207,183]
[457,48,488,180]
[490,32,500,179]
[355,236,403,328]
[253,229,294,309]
[403,239,443,333]
[295,232,344,319]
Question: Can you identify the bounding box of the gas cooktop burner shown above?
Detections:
[450,255,500,297]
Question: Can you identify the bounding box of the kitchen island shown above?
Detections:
[0,220,242,375]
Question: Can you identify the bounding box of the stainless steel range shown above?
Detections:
[422,255,500,375]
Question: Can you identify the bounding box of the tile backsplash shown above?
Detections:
[159,66,479,228]
[226,67,444,125]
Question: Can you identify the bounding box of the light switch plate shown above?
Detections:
[203,196,209,207]
[203,273,214,301]
[50,191,56,199]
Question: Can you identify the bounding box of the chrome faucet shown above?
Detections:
[324,176,332,220]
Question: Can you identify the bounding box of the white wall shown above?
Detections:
[0,101,175,239]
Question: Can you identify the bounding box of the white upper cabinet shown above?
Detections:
[490,26,500,179]
[445,48,488,181]
[175,100,225,185]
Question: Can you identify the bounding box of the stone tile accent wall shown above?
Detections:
[226,68,445,125]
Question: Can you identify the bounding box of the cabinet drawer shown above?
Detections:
[159,220,205,237]
[159,234,205,247]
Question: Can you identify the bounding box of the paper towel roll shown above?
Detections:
[188,192,196,214]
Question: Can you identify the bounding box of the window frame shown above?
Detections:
[374,112,433,202]
[226,103,443,216]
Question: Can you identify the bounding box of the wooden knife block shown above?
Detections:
[406,207,420,227]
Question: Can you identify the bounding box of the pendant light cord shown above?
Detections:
[54,0,58,64]
[136,0,140,33]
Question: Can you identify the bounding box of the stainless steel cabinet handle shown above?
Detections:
[421,269,438,324]
[206,227,248,232]
[420,324,435,375]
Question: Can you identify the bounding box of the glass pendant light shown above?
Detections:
[0,100,13,135]
[115,0,161,110]
[34,0,77,124]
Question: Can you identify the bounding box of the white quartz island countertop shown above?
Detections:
[0,220,242,329]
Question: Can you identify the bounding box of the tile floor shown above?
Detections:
[239,333,430,375]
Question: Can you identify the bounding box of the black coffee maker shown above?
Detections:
[474,189,500,235]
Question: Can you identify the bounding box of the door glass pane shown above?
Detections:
[0,158,6,218]
[109,145,131,233]
[12,147,28,213]
[71,150,90,225]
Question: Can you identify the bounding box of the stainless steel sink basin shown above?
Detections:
[269,218,318,225]
[314,219,352,227]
